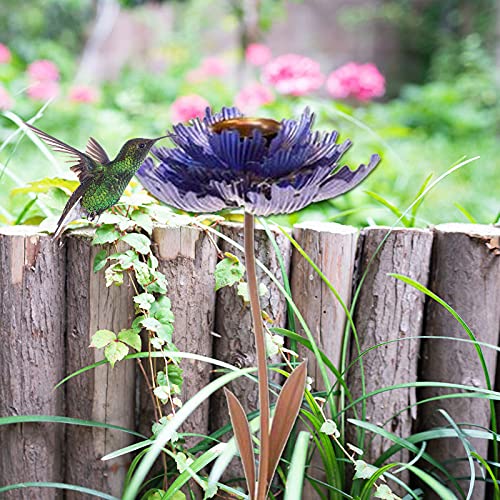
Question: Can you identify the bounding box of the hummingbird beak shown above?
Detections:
[152,134,171,144]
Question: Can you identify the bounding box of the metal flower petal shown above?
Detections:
[137,107,380,216]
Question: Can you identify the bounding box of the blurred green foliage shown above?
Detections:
[0,0,92,74]
[0,0,498,229]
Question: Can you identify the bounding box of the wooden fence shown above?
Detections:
[0,222,499,499]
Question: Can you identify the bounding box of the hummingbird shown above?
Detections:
[25,123,168,239]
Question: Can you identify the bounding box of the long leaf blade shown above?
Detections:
[0,481,119,499]
[267,362,307,486]
[225,388,256,499]
[284,431,310,500]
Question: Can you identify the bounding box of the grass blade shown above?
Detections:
[405,464,458,499]
[0,482,119,499]
[284,431,310,500]
[0,414,144,438]
[409,173,434,226]
[364,190,409,226]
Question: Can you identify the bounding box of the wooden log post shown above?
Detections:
[418,223,500,499]
[65,231,136,499]
[137,225,218,446]
[346,227,433,487]
[0,227,66,499]
[290,221,359,388]
[289,221,359,499]
[211,222,291,432]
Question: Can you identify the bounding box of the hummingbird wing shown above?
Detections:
[25,123,104,182]
[85,137,110,164]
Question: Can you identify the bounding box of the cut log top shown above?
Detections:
[293,220,359,235]
[434,222,500,236]
[0,224,43,236]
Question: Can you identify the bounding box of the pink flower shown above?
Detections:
[27,60,59,82]
[245,43,272,66]
[326,62,385,102]
[170,94,210,123]
[0,86,13,110]
[0,44,11,64]
[27,80,60,101]
[69,85,99,104]
[200,57,227,77]
[235,82,274,113]
[262,54,324,96]
[187,56,228,83]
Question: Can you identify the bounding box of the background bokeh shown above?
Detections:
[0,0,498,228]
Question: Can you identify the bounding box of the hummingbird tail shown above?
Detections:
[52,184,87,240]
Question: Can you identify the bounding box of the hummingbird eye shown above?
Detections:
[138,143,146,149]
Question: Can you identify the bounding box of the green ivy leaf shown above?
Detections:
[132,315,145,330]
[214,256,245,291]
[157,322,174,341]
[146,271,168,294]
[148,254,159,270]
[156,371,167,386]
[134,292,155,311]
[236,281,268,303]
[93,250,108,273]
[114,250,139,270]
[131,210,153,234]
[104,341,129,367]
[90,329,116,348]
[153,385,171,401]
[105,264,124,287]
[141,317,162,332]
[93,224,121,245]
[133,260,153,287]
[121,233,151,254]
[150,337,165,350]
[118,329,142,351]
[168,363,183,389]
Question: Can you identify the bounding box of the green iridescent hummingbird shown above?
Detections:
[26,123,168,239]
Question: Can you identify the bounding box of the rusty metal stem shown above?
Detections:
[244,212,270,499]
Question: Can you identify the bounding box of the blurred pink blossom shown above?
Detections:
[235,82,274,113]
[200,57,227,77]
[27,80,60,101]
[187,56,228,83]
[262,54,324,96]
[69,85,99,104]
[27,60,60,82]
[0,44,11,64]
[0,86,13,110]
[326,62,385,101]
[245,43,272,66]
[171,94,209,123]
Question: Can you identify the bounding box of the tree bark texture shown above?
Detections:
[418,223,500,500]
[64,231,136,499]
[347,227,433,491]
[0,227,66,500]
